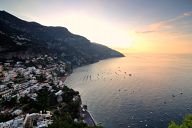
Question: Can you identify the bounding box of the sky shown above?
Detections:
[0,0,192,53]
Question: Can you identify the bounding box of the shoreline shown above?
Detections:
[80,107,96,127]
[62,73,97,127]
[59,74,69,83]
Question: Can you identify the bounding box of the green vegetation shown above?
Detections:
[48,112,103,128]
[0,96,17,108]
[0,97,17,122]
[13,86,102,128]
[168,115,192,128]
[36,87,57,113]
[36,74,47,82]
[0,113,16,122]
[13,72,26,83]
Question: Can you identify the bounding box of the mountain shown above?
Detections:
[0,10,124,66]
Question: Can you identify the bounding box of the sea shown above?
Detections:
[65,53,192,128]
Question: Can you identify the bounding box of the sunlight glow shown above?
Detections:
[61,13,134,49]
[7,1,191,54]
[32,12,134,49]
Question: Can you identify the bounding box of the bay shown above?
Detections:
[65,53,192,128]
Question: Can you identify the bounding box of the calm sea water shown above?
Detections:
[65,53,192,128]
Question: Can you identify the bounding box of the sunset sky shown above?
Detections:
[1,0,192,53]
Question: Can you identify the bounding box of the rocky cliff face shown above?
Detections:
[0,11,124,66]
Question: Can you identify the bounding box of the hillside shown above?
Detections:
[0,11,124,66]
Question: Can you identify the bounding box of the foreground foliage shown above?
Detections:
[48,115,103,128]
[168,115,192,128]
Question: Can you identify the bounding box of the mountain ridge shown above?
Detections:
[0,11,124,66]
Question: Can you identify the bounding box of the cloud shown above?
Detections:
[136,11,192,35]
[184,12,192,16]
[136,30,156,34]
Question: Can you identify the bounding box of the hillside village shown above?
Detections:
[0,55,102,128]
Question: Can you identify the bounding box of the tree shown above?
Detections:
[36,87,57,112]
[36,87,50,113]
[0,113,15,122]
[36,74,46,83]
[168,114,192,128]
[1,96,17,108]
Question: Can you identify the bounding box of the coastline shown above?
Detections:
[59,74,69,83]
[80,107,96,127]
[62,56,124,127]
[62,73,97,127]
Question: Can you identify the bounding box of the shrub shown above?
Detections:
[168,114,192,128]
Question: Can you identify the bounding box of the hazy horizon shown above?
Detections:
[1,0,192,54]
